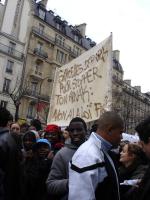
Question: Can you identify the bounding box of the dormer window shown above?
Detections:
[56,22,61,30]
[39,8,45,20]
[74,35,79,43]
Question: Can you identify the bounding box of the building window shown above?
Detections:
[31,82,38,95]
[6,60,14,73]
[56,49,67,64]
[39,8,45,20]
[27,103,35,119]
[35,64,42,76]
[55,34,65,46]
[0,100,8,108]
[73,45,81,56]
[3,78,11,93]
[8,41,16,55]
[56,22,61,30]
[74,35,79,43]
[37,42,43,51]
[39,23,44,34]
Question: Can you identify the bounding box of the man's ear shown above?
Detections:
[107,125,113,136]
[108,131,112,135]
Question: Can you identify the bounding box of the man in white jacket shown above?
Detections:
[69,111,124,200]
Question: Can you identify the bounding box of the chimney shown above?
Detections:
[40,0,48,8]
[124,79,131,85]
[76,23,86,37]
[113,50,120,61]
[134,86,141,92]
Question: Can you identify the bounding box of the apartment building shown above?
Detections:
[0,0,32,117]
[19,0,96,122]
[112,51,150,133]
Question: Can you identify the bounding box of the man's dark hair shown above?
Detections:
[69,117,87,132]
[135,116,150,144]
[30,119,42,131]
[97,111,124,131]
[0,107,12,127]
[90,123,98,133]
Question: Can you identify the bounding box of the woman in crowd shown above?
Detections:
[43,124,64,155]
[62,127,71,145]
[119,143,148,182]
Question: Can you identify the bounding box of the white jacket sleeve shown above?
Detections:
[68,162,107,200]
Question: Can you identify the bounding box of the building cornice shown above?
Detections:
[33,15,89,51]
[0,31,25,45]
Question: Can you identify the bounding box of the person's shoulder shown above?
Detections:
[70,141,104,172]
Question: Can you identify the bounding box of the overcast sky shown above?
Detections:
[47,0,150,93]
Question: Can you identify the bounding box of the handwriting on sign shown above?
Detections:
[51,102,106,122]
[48,36,112,125]
[58,46,108,83]
[55,45,109,108]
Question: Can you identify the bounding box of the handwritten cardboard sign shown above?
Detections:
[47,35,112,126]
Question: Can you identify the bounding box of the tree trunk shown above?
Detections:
[15,104,20,121]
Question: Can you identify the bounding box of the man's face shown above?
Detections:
[140,140,150,159]
[69,122,86,146]
[11,123,20,135]
[108,127,124,148]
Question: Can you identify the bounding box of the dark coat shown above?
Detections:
[21,156,52,200]
[0,128,21,200]
[119,162,148,182]
[126,164,150,200]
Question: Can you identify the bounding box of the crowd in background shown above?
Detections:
[0,106,150,200]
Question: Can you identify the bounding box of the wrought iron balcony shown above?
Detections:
[34,48,48,59]
[30,69,43,80]
[32,27,55,44]
[24,89,50,102]
[55,38,71,52]
[32,26,80,58]
[0,43,24,61]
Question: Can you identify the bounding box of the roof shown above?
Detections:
[113,58,124,73]
[33,1,96,50]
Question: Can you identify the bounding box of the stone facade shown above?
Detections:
[19,0,95,123]
[0,0,31,117]
[112,51,150,133]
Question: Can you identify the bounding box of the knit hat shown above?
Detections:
[36,138,51,149]
[45,124,61,133]
[23,130,40,142]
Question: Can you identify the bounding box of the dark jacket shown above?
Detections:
[21,156,52,200]
[119,162,148,182]
[0,127,21,200]
[46,144,78,200]
[125,164,150,200]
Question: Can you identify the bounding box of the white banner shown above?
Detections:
[47,35,112,126]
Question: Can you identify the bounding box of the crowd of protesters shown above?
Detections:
[1,106,150,200]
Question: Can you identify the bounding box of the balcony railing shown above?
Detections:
[0,43,24,61]
[55,38,71,52]
[32,27,55,44]
[24,89,50,102]
[34,48,48,59]
[30,69,43,80]
[32,27,80,58]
